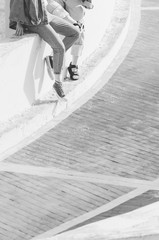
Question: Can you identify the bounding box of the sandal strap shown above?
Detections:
[68,63,79,80]
[72,74,79,80]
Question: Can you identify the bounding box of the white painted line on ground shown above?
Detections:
[1,162,159,190]
[32,178,159,240]
[43,201,159,240]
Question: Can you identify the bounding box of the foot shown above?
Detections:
[53,81,65,98]
[67,62,79,81]
[45,55,54,80]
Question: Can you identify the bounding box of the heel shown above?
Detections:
[67,62,79,81]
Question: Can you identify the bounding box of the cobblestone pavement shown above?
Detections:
[1,0,159,239]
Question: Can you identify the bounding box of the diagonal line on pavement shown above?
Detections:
[31,182,159,240]
[141,7,159,10]
[0,162,159,190]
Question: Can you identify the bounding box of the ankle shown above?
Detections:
[72,56,78,65]
[54,73,61,83]
[70,62,78,67]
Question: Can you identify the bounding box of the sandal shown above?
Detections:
[67,62,79,81]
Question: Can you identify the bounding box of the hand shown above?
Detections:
[82,0,94,9]
[73,21,84,31]
[77,21,84,30]
[15,22,24,36]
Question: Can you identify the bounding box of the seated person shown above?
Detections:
[46,0,94,81]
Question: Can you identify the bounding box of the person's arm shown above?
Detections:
[49,0,65,9]
[63,15,76,24]
[46,0,69,19]
[9,0,25,30]
[15,22,24,36]
[47,0,81,26]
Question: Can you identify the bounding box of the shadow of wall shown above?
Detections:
[0,34,51,122]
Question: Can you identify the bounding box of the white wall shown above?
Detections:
[0,35,52,122]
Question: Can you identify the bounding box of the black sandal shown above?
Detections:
[67,62,79,81]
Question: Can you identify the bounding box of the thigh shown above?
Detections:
[49,15,79,37]
[27,24,64,49]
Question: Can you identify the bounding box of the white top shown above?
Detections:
[51,0,86,22]
[46,0,69,19]
[63,0,86,21]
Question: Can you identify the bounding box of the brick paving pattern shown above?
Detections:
[1,0,159,239]
[0,171,132,240]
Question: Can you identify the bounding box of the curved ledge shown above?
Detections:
[0,34,51,122]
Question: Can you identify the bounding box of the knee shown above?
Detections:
[53,43,65,55]
[72,27,80,41]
